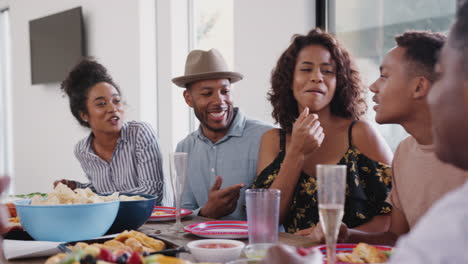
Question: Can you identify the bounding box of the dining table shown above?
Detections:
[7,215,319,264]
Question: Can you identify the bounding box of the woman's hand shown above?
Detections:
[53,179,77,190]
[295,222,349,243]
[288,107,325,156]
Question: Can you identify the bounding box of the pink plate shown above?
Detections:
[184,220,248,239]
[312,243,392,264]
[147,206,193,222]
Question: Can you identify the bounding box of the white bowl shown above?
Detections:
[187,239,245,263]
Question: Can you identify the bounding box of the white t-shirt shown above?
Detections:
[390,181,468,263]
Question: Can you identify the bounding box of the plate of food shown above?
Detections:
[3,216,34,240]
[184,220,249,239]
[147,206,193,222]
[4,193,47,218]
[313,243,392,264]
[46,230,189,264]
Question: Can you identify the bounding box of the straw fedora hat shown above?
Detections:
[172,48,243,88]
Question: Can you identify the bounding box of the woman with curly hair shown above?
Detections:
[253,29,393,234]
[54,58,164,204]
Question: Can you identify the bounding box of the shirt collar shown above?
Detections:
[79,122,129,154]
[119,122,130,142]
[195,107,246,142]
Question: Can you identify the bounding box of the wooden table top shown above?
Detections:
[7,215,319,264]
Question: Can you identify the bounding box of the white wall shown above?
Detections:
[8,0,156,193]
[233,0,316,123]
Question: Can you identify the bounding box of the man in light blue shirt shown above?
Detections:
[172,49,272,220]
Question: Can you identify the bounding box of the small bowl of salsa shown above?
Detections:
[187,239,245,263]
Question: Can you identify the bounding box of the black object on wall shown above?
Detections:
[316,0,327,31]
[29,7,85,85]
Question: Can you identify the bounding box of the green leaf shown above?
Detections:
[13,192,47,198]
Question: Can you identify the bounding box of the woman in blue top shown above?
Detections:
[54,59,164,204]
[253,29,393,234]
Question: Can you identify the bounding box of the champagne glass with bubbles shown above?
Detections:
[168,152,188,232]
[317,164,346,264]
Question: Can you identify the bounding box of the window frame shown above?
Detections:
[318,0,457,152]
[0,7,13,194]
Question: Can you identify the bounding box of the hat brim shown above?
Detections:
[172,71,243,88]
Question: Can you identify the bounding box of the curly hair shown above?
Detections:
[395,30,446,83]
[269,28,366,133]
[60,58,121,128]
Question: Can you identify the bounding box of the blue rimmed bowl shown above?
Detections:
[105,193,157,234]
[14,199,120,242]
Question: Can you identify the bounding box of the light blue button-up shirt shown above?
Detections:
[176,109,273,220]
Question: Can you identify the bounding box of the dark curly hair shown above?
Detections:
[269,28,366,133]
[395,30,446,83]
[60,58,121,128]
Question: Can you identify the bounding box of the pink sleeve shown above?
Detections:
[386,143,403,211]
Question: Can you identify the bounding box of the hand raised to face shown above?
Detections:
[289,107,325,156]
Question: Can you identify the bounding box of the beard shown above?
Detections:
[193,107,236,133]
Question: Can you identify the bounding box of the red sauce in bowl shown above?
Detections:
[198,243,237,249]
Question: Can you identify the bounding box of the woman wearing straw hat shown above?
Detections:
[173,49,273,220]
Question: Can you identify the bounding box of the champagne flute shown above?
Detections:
[168,152,188,233]
[317,164,346,264]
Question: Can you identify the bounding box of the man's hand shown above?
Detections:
[53,179,77,190]
[199,176,245,219]
[294,222,349,243]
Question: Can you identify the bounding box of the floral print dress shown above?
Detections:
[252,121,392,233]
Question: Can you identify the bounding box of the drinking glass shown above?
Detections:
[245,189,280,244]
[317,164,346,264]
[168,152,188,232]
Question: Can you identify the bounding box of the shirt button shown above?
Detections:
[211,168,215,173]
[212,146,216,149]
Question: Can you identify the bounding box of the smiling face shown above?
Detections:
[369,46,416,125]
[292,45,337,114]
[80,82,124,134]
[428,40,468,169]
[184,78,234,139]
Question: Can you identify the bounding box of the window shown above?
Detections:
[154,1,234,206]
[325,0,456,151]
[191,0,234,67]
[188,0,234,131]
[0,8,12,192]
